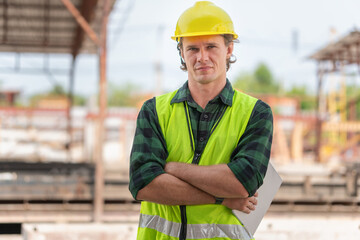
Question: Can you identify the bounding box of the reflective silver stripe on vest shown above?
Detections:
[187,223,252,239]
[139,213,253,239]
[139,214,181,238]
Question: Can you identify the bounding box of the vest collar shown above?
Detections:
[170,79,234,107]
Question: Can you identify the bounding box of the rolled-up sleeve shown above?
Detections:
[129,98,168,200]
[227,100,273,197]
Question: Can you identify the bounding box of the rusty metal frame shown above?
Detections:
[66,0,98,168]
[60,0,109,222]
[0,2,67,10]
[357,42,360,74]
[2,0,8,44]
[0,0,112,222]
[67,56,76,162]
[61,0,100,47]
[94,0,110,223]
[4,15,75,22]
[71,0,98,57]
[314,61,324,162]
[3,42,70,49]
[311,31,360,162]
[44,0,50,47]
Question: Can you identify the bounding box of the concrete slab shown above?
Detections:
[21,212,360,240]
[22,223,138,240]
[255,212,360,240]
[0,236,22,240]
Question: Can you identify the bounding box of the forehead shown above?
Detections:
[182,35,225,46]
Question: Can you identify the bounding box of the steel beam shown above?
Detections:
[4,15,75,22]
[60,0,100,46]
[2,42,71,48]
[2,25,75,32]
[357,42,360,75]
[315,61,325,162]
[66,56,77,162]
[2,0,8,44]
[0,2,78,9]
[43,0,50,47]
[71,0,98,57]
[94,0,110,223]
[323,122,360,132]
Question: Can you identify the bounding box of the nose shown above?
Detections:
[197,47,209,62]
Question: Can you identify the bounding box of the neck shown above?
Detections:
[188,78,227,109]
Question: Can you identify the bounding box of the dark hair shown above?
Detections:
[176,34,238,72]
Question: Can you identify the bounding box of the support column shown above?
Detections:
[66,56,76,161]
[94,0,110,223]
[315,61,324,162]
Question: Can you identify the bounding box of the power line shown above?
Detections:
[110,0,136,48]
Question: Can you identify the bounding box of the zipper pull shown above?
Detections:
[192,152,202,164]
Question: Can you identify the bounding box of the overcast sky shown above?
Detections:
[0,0,359,99]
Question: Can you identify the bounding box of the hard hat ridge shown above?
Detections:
[172,1,238,41]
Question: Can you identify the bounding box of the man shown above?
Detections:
[129,1,273,240]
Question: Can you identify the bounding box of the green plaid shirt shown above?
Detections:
[129,79,273,199]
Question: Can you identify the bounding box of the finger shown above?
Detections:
[251,197,258,206]
[254,192,259,197]
[241,207,251,214]
[247,203,256,211]
[249,197,257,205]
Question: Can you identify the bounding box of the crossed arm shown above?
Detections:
[130,98,272,213]
[136,162,258,214]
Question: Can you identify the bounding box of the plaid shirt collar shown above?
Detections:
[170,79,234,107]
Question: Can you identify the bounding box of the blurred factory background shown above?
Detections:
[0,0,359,239]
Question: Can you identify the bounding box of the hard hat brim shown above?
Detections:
[171,32,238,41]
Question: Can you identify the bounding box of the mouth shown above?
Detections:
[196,66,212,71]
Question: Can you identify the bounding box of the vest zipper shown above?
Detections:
[179,205,187,240]
[180,102,228,239]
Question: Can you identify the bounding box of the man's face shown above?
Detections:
[181,35,233,85]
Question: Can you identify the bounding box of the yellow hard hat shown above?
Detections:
[171,1,238,41]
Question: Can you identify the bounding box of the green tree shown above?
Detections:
[286,85,316,111]
[346,85,360,119]
[233,62,280,94]
[254,63,273,86]
[232,72,255,92]
[108,82,143,107]
[29,84,86,106]
[233,62,318,111]
[49,84,66,96]
[73,95,86,106]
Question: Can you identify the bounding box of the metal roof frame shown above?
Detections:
[0,0,117,222]
[309,30,360,163]
[0,0,115,56]
[309,30,360,70]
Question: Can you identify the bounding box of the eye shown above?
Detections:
[187,47,198,52]
[207,45,216,49]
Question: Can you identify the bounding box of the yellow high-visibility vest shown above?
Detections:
[138,89,257,240]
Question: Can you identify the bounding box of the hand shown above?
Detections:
[222,192,258,214]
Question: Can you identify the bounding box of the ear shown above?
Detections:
[226,42,234,59]
[180,48,185,61]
